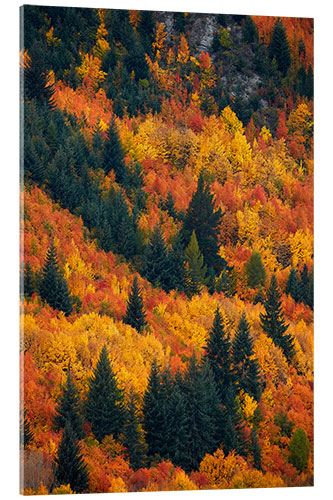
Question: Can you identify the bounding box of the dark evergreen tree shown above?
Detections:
[167,231,186,292]
[123,390,148,470]
[54,421,89,494]
[85,345,126,442]
[138,10,154,55]
[250,428,262,470]
[243,16,259,44]
[24,137,44,184]
[174,12,186,33]
[53,370,85,440]
[232,312,262,401]
[161,191,178,220]
[245,251,266,289]
[166,381,191,468]
[142,225,171,291]
[180,355,220,471]
[204,307,232,402]
[142,359,166,459]
[181,172,224,273]
[123,275,147,332]
[299,264,313,308]
[102,117,125,180]
[24,41,56,109]
[260,275,295,362]
[285,267,300,302]
[184,230,208,298]
[23,261,35,299]
[222,382,247,456]
[39,242,73,316]
[20,409,34,448]
[269,18,291,76]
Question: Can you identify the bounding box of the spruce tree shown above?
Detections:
[243,16,259,44]
[142,225,171,291]
[85,345,126,442]
[204,307,232,402]
[102,117,125,180]
[285,267,300,303]
[167,231,186,292]
[123,275,147,332]
[24,41,56,109]
[222,382,247,456]
[166,381,191,469]
[24,137,44,184]
[54,421,89,494]
[299,264,313,308]
[24,261,35,299]
[288,428,310,473]
[260,274,295,362]
[245,250,266,289]
[232,312,262,401]
[250,428,262,470]
[184,230,208,298]
[39,242,73,316]
[181,173,224,273]
[142,359,166,459]
[269,18,291,76]
[20,409,34,448]
[53,370,85,440]
[123,390,148,470]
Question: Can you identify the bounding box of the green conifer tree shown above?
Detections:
[269,18,291,76]
[285,267,300,302]
[243,16,259,44]
[222,383,247,456]
[142,225,171,291]
[184,230,208,298]
[166,381,191,469]
[53,370,85,440]
[85,345,126,442]
[232,312,262,401]
[245,250,266,289]
[24,137,44,184]
[24,261,35,299]
[24,41,56,109]
[54,421,89,494]
[102,117,125,180]
[20,409,34,448]
[123,275,147,332]
[204,307,232,402]
[288,428,310,473]
[260,274,295,362]
[181,173,224,273]
[251,428,262,470]
[39,242,73,316]
[167,231,186,292]
[123,390,148,470]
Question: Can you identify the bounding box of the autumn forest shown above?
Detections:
[20,5,313,495]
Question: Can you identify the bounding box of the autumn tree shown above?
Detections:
[53,370,85,440]
[245,251,266,289]
[39,242,73,316]
[181,173,224,274]
[184,230,208,298]
[85,345,126,442]
[123,275,147,332]
[260,275,295,362]
[232,312,262,401]
[123,390,148,470]
[54,421,89,494]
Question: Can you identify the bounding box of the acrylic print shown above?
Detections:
[20,4,314,495]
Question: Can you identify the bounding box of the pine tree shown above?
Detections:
[299,264,313,308]
[260,275,295,362]
[245,250,266,289]
[142,359,166,459]
[142,225,171,291]
[20,409,34,448]
[250,428,262,470]
[24,136,44,184]
[181,173,224,273]
[285,267,300,302]
[123,275,147,332]
[24,41,56,109]
[123,391,148,470]
[204,308,232,402]
[166,381,191,469]
[39,242,73,316]
[288,428,310,473]
[269,18,291,76]
[102,117,125,180]
[53,370,85,440]
[232,312,262,401]
[184,230,208,298]
[85,345,126,442]
[243,16,259,44]
[222,383,247,456]
[54,421,89,494]
[167,231,186,292]
[23,261,35,299]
